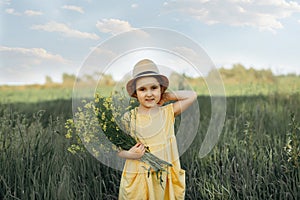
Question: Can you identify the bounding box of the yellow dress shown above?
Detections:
[118,104,186,200]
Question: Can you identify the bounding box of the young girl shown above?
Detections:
[118,59,197,200]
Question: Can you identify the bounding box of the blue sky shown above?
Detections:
[1,0,300,85]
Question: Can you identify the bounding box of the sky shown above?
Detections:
[1,0,300,85]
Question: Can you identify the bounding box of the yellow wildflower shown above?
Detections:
[101,112,105,120]
[65,131,72,139]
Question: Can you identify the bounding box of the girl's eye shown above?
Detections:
[151,86,158,90]
[138,88,145,91]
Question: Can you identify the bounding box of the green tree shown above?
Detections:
[62,73,76,84]
[45,75,53,85]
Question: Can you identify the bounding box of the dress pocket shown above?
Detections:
[170,167,186,199]
[119,172,145,200]
[123,171,139,189]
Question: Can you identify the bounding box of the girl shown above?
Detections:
[118,59,197,200]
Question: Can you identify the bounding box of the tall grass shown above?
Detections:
[183,94,300,199]
[0,104,120,199]
[0,94,299,199]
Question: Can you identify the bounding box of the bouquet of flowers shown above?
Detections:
[65,91,172,186]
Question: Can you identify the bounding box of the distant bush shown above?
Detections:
[214,63,276,84]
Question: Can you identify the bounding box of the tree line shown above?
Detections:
[43,63,297,87]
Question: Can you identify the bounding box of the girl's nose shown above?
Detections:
[146,90,152,96]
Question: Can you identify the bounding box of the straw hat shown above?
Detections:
[126,59,169,97]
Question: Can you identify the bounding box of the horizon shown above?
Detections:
[1,64,298,87]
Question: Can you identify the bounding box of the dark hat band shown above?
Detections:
[134,71,157,77]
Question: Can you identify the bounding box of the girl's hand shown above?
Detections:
[117,143,146,160]
[128,143,145,159]
[157,92,170,106]
[157,91,197,116]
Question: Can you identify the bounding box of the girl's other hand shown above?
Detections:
[128,143,145,159]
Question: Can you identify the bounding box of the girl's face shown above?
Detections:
[135,76,162,109]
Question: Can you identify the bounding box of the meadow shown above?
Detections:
[0,76,300,199]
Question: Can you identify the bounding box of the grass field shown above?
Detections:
[0,81,300,199]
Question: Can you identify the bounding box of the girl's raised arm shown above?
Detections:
[158,91,197,116]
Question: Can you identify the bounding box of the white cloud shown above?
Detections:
[0,46,72,84]
[0,0,11,5]
[0,46,69,64]
[31,21,100,40]
[24,10,43,16]
[6,8,43,16]
[62,5,84,14]
[131,4,138,8]
[165,0,300,32]
[96,18,133,35]
[5,8,21,15]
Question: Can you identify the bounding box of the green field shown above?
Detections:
[0,79,300,199]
